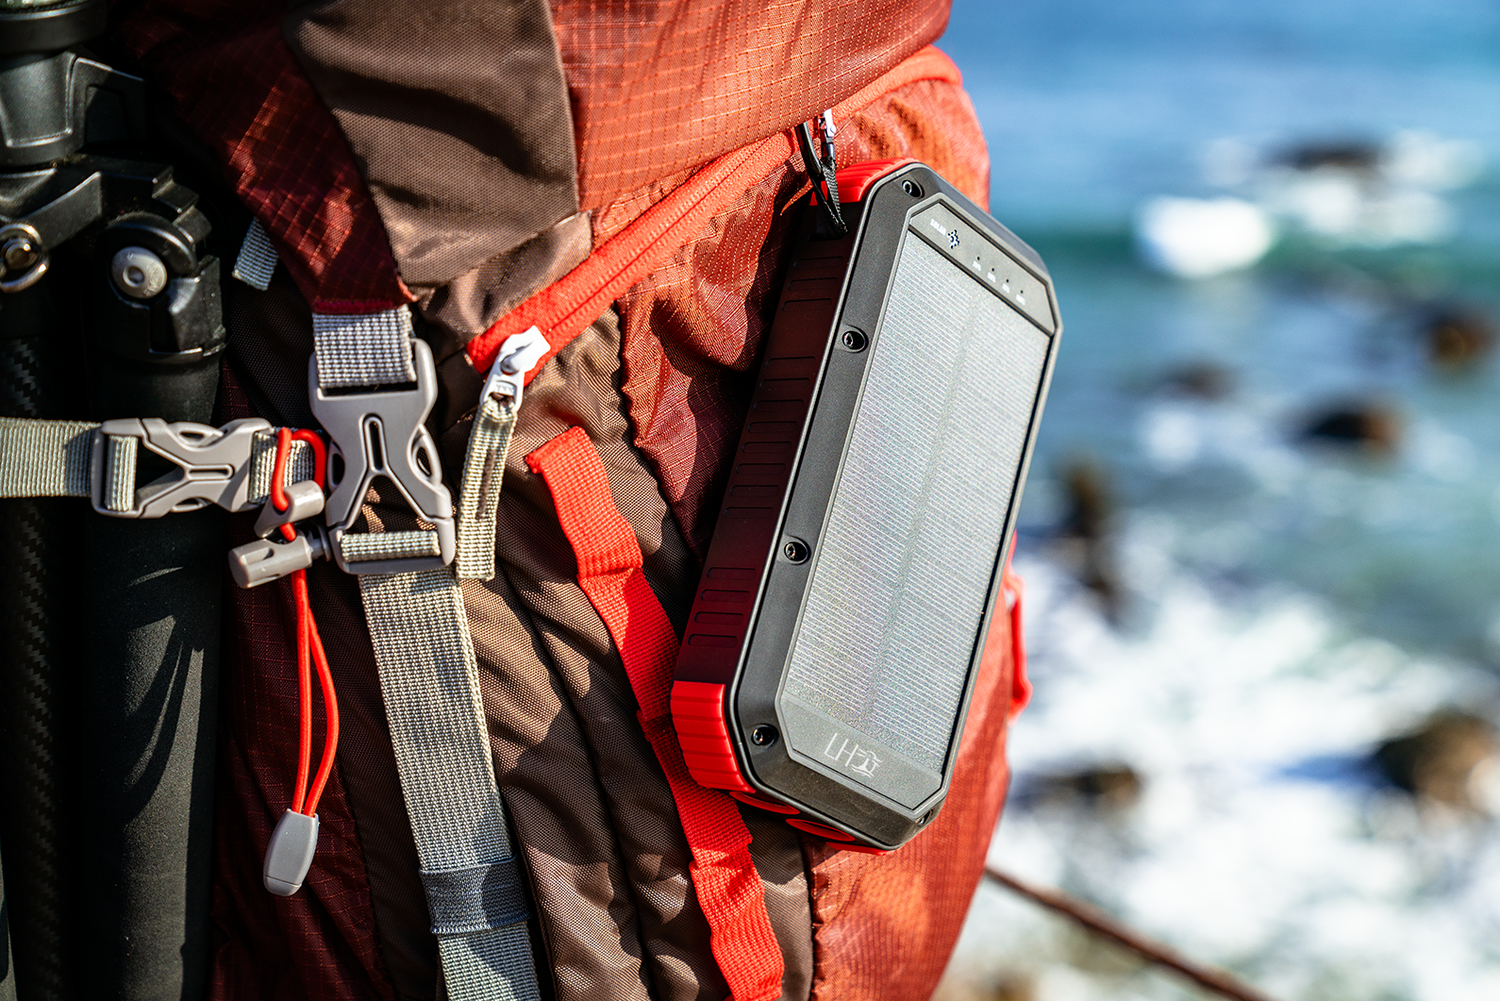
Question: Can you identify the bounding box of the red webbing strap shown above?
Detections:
[466,45,964,379]
[526,427,784,1001]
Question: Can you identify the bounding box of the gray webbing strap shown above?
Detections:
[313,308,418,389]
[0,416,312,506]
[317,312,539,1001]
[232,217,279,292]
[0,416,95,497]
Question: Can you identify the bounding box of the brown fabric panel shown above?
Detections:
[807,590,1018,1001]
[285,0,581,290]
[613,77,991,556]
[451,310,738,1001]
[460,572,656,1001]
[420,211,593,372]
[220,276,439,1000]
[549,0,951,210]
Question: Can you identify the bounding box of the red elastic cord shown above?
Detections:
[527,427,784,1001]
[270,428,339,818]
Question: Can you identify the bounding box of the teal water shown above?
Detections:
[944,0,1500,663]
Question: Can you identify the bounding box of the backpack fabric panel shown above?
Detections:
[547,0,952,210]
[110,1,409,313]
[283,0,587,297]
[462,308,811,1001]
[615,76,993,557]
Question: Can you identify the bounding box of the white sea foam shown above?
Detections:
[941,544,1500,1001]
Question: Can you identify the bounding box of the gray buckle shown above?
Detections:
[308,337,455,575]
[90,417,272,518]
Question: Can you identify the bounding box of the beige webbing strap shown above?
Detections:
[232,217,279,291]
[0,417,96,497]
[358,571,538,1001]
[316,312,541,1001]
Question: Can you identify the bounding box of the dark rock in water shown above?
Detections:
[1060,459,1111,542]
[1031,763,1144,812]
[1422,307,1493,369]
[1162,360,1234,400]
[1302,403,1400,455]
[1276,140,1381,174]
[1057,459,1122,618]
[1374,711,1497,810]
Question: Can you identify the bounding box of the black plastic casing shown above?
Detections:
[673,163,1060,850]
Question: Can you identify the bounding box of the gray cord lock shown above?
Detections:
[263,809,319,896]
[227,528,328,589]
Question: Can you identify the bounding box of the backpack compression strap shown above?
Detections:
[314,314,542,1001]
[527,427,784,1001]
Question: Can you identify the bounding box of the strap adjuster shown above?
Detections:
[89,417,272,518]
[308,337,455,575]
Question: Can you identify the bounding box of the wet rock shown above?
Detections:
[1374,711,1498,810]
[1276,140,1382,174]
[1162,361,1234,400]
[1034,764,1144,812]
[1057,459,1122,617]
[1421,307,1493,369]
[1302,403,1401,455]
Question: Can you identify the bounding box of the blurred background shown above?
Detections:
[936,1,1500,999]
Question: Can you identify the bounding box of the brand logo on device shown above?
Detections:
[824,733,882,777]
[929,217,961,249]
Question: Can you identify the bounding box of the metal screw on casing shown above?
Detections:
[750,724,779,747]
[901,179,924,198]
[840,328,867,351]
[110,246,168,300]
[4,236,37,272]
[781,538,809,563]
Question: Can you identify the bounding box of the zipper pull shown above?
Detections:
[455,326,550,580]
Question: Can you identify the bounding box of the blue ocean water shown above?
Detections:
[936,2,1500,999]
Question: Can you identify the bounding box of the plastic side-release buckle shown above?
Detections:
[308,337,455,575]
[263,809,319,896]
[89,417,272,518]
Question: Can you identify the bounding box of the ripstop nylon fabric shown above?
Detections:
[525,426,783,1001]
[464,47,964,381]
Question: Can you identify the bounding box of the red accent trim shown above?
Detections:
[785,819,855,841]
[465,47,963,379]
[837,158,918,204]
[831,842,893,856]
[671,681,755,793]
[526,428,784,1001]
[730,792,798,815]
[1003,542,1031,721]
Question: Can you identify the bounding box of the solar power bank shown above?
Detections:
[670,161,1060,851]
